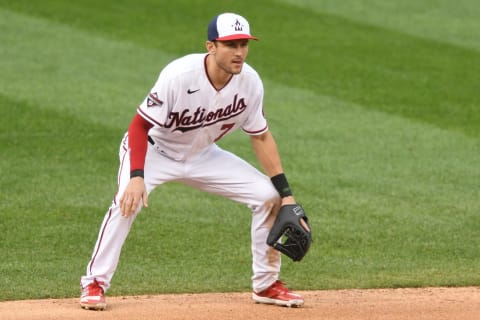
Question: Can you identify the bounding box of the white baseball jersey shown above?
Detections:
[137,53,268,161]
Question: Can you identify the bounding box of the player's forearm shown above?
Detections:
[250,131,284,177]
[251,131,294,200]
[128,113,153,177]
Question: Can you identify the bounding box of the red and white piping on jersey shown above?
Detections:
[137,107,164,127]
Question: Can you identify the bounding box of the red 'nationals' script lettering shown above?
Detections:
[165,94,247,132]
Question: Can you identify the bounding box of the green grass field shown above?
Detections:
[1,0,479,301]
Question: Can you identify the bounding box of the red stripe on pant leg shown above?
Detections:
[88,208,113,275]
[114,138,129,206]
[88,136,129,275]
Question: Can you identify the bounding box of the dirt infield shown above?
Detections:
[1,287,479,320]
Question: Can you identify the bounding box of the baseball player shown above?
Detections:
[80,12,306,310]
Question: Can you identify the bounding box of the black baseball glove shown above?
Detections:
[267,204,312,261]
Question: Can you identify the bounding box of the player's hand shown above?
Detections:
[120,177,149,217]
[281,195,295,206]
[280,196,310,232]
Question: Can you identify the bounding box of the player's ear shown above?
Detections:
[206,41,216,54]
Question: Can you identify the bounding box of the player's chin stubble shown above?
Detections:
[216,58,243,75]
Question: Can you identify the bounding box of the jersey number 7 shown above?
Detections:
[214,123,235,142]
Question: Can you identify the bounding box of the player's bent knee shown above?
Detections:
[250,180,281,207]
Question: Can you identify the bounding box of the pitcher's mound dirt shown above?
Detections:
[1,287,479,320]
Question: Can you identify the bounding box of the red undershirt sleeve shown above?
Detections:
[128,113,154,174]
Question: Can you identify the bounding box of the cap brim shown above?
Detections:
[215,34,259,41]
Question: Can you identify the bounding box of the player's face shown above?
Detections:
[210,39,249,75]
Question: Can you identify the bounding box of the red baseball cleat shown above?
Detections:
[80,279,107,310]
[252,280,304,307]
